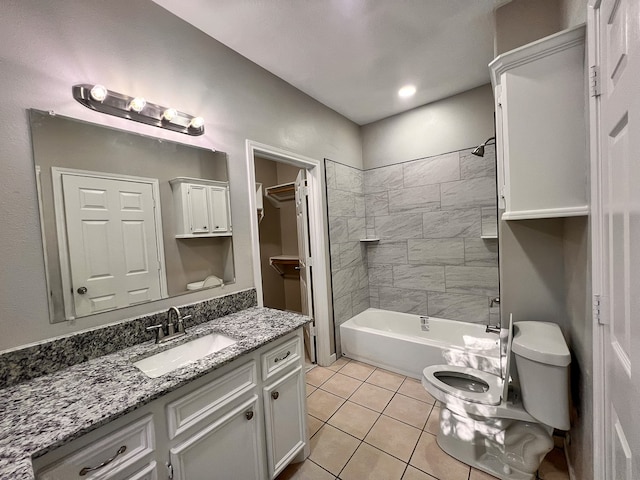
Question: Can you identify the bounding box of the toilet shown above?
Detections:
[421,320,570,480]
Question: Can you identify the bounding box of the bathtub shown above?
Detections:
[340,308,502,379]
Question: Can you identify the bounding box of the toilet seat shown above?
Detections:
[422,365,502,406]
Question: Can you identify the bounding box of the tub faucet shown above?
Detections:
[485,324,501,334]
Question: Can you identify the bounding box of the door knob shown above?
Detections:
[77,287,88,295]
[271,391,279,400]
[245,411,254,420]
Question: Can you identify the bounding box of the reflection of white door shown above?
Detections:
[61,173,163,317]
[295,170,315,363]
[595,0,640,477]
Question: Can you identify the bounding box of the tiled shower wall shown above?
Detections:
[325,160,369,352]
[326,146,499,348]
[364,146,499,324]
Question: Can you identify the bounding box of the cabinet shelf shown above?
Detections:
[265,182,295,208]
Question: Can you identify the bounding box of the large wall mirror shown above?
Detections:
[30,110,235,323]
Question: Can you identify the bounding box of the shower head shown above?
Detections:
[471,137,496,157]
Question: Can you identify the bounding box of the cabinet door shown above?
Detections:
[263,366,306,479]
[208,186,229,233]
[186,184,210,234]
[169,395,264,480]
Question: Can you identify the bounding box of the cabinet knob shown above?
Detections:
[245,410,254,420]
[271,391,279,400]
[77,286,88,295]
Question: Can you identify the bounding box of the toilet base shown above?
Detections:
[436,407,553,480]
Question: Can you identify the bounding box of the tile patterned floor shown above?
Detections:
[277,357,570,480]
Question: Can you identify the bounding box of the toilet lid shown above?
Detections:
[422,365,502,406]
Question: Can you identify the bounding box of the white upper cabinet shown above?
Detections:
[170,178,231,237]
[490,25,588,220]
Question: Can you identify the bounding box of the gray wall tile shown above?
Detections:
[368,264,393,286]
[328,188,356,217]
[464,238,498,266]
[335,162,363,193]
[325,160,337,189]
[352,287,370,316]
[330,241,341,272]
[378,287,428,315]
[481,207,498,237]
[374,214,423,240]
[427,292,489,323]
[364,164,404,193]
[329,216,349,244]
[369,286,380,308]
[441,177,497,209]
[408,238,465,265]
[367,241,408,265]
[333,293,353,325]
[393,264,446,291]
[460,148,496,179]
[365,192,389,217]
[388,184,441,214]
[347,217,366,241]
[403,152,460,187]
[422,209,482,238]
[340,242,365,269]
[445,266,499,296]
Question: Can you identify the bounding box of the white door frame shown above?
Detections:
[588,1,605,479]
[51,167,168,320]
[245,140,335,367]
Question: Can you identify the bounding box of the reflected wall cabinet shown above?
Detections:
[170,177,231,237]
[490,25,588,220]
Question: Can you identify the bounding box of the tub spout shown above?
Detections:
[485,324,501,334]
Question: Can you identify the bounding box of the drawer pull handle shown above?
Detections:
[245,410,254,420]
[271,391,279,400]
[274,350,291,363]
[79,445,126,476]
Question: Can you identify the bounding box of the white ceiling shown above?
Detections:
[153,0,498,125]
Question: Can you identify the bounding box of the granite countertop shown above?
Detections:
[0,307,310,480]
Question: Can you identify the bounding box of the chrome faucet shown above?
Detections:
[146,307,192,343]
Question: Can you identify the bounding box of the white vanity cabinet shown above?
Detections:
[33,329,307,480]
[169,177,231,238]
[489,25,588,220]
[261,336,306,479]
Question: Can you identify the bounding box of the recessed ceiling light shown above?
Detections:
[398,85,416,98]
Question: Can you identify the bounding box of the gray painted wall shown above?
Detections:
[361,85,495,170]
[0,0,361,351]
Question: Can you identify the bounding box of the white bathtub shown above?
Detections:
[340,308,502,379]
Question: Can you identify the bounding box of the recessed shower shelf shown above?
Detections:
[359,238,380,243]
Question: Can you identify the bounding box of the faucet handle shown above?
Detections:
[146,324,166,343]
[177,315,192,334]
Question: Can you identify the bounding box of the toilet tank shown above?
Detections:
[512,321,571,430]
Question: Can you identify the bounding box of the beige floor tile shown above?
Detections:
[398,378,435,404]
[364,415,421,462]
[319,372,362,399]
[538,447,570,480]
[340,442,406,480]
[339,360,376,381]
[309,424,360,475]
[327,356,351,372]
[327,400,380,440]
[306,366,336,387]
[307,383,317,397]
[307,389,345,421]
[409,432,470,480]
[402,466,438,480]
[366,368,406,391]
[469,467,500,479]
[307,414,324,438]
[423,405,440,435]
[383,393,431,429]
[276,459,335,480]
[350,382,395,412]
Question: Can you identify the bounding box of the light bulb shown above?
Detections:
[90,84,108,102]
[128,97,146,113]
[398,85,416,98]
[189,116,205,129]
[162,108,177,122]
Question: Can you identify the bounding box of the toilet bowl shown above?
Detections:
[421,320,570,480]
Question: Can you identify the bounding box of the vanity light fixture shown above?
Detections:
[72,84,205,136]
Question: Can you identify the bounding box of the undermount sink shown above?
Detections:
[133,333,237,378]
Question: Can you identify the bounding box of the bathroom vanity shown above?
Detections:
[0,302,310,480]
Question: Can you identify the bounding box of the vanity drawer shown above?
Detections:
[261,335,301,381]
[37,415,154,480]
[166,360,256,439]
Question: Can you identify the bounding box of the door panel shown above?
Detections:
[597,0,640,477]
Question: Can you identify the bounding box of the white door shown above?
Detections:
[295,170,316,363]
[62,174,162,317]
[596,0,640,477]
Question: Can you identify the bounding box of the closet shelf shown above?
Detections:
[265,182,295,208]
[269,255,300,275]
